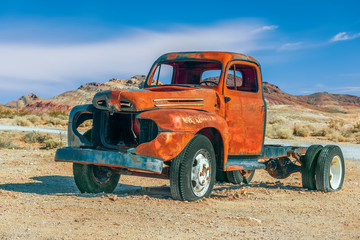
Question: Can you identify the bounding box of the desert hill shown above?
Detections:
[4,77,360,113]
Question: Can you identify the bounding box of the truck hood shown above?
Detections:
[92,87,219,113]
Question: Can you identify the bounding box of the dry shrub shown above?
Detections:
[79,119,92,128]
[22,131,65,149]
[13,116,33,126]
[293,124,312,137]
[0,105,16,118]
[0,131,22,149]
[27,115,42,125]
[327,119,344,131]
[40,112,68,126]
[44,139,64,149]
[327,132,346,142]
[48,111,68,119]
[352,121,360,133]
[266,125,293,139]
[354,133,360,144]
[0,138,19,149]
[22,131,52,143]
[312,128,327,137]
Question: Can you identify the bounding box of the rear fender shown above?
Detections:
[136,109,229,161]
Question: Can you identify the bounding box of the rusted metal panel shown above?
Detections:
[223,61,265,156]
[155,52,260,66]
[135,131,195,161]
[225,157,266,171]
[137,109,229,161]
[115,167,170,179]
[92,88,219,113]
[261,145,308,160]
[55,147,164,173]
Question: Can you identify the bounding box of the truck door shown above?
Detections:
[223,61,265,156]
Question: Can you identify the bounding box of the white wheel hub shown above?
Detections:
[329,155,342,189]
[191,150,211,197]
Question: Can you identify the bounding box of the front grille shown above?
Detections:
[139,119,158,144]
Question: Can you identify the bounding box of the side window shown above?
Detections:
[226,66,243,90]
[200,70,221,86]
[151,64,174,85]
[226,64,258,92]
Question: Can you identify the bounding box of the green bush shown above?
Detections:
[22,131,52,143]
[44,139,64,149]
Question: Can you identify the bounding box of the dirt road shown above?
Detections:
[0,149,359,239]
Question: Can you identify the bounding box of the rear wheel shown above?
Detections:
[170,135,216,201]
[216,170,228,182]
[226,170,255,184]
[315,145,345,192]
[73,163,120,193]
[302,145,323,190]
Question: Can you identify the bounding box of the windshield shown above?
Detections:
[148,61,222,87]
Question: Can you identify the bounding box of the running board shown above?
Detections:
[225,157,266,171]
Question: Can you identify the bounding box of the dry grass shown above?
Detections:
[5,111,69,128]
[0,138,20,149]
[265,105,360,143]
[13,116,33,127]
[0,130,65,150]
[22,131,65,149]
[266,125,293,139]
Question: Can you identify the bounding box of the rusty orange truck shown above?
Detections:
[55,52,345,201]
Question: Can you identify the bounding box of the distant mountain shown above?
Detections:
[5,77,360,113]
[6,75,145,113]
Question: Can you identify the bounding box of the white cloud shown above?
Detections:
[279,42,303,51]
[300,86,360,95]
[330,32,360,42]
[0,20,278,100]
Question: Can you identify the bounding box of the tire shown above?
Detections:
[216,170,229,182]
[301,145,323,190]
[315,145,345,192]
[170,135,216,201]
[226,170,255,184]
[73,163,120,193]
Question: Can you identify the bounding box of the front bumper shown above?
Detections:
[55,147,164,174]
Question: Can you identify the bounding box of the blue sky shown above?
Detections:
[0,0,359,104]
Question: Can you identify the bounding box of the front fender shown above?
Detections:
[136,109,229,161]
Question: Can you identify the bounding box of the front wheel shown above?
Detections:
[170,135,216,201]
[73,163,120,193]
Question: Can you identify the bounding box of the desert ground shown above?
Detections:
[0,147,359,239]
[0,101,359,239]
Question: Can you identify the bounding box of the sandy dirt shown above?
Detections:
[0,149,359,240]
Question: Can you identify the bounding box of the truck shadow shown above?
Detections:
[214,181,305,192]
[0,176,79,195]
[0,176,305,199]
[0,175,172,199]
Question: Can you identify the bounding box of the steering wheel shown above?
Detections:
[200,80,217,86]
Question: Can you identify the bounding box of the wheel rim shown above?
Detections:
[92,165,113,185]
[240,170,253,179]
[329,155,342,190]
[191,150,211,197]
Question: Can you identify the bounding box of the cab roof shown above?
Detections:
[156,51,260,66]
